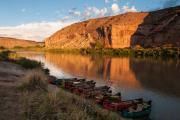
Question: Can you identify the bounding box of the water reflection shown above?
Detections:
[19,52,180,120]
[45,53,141,89]
[130,58,180,97]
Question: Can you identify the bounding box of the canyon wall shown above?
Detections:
[45,6,180,49]
[131,6,180,48]
[45,12,148,49]
[0,37,43,48]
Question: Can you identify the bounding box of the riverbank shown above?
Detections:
[0,51,127,120]
[7,46,180,59]
[19,69,123,120]
[0,62,25,120]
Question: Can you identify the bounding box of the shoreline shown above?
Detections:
[0,51,127,120]
[6,47,180,59]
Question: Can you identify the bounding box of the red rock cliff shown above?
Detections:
[45,6,180,48]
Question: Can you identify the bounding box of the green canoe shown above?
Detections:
[121,101,151,119]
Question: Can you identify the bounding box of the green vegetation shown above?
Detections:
[0,50,12,61]
[14,58,43,69]
[95,39,104,49]
[79,48,180,58]
[0,46,6,50]
[2,44,180,58]
[0,50,43,69]
[13,46,23,49]
[19,69,122,120]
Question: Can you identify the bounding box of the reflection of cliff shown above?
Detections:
[45,53,104,79]
[45,53,140,88]
[130,58,180,97]
[110,58,140,87]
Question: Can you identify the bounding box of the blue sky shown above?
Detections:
[0,0,179,41]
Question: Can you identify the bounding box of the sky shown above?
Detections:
[0,0,179,41]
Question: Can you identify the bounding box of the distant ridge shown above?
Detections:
[0,37,44,48]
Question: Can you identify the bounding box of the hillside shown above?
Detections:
[45,6,180,49]
[0,37,44,48]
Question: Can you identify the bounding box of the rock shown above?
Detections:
[0,37,44,48]
[45,6,180,49]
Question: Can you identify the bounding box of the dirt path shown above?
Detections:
[0,62,25,120]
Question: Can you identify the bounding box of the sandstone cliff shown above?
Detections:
[45,6,180,49]
[0,37,44,48]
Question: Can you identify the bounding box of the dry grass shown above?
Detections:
[19,69,48,92]
[19,69,122,120]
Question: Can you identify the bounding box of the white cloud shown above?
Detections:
[81,7,108,19]
[0,3,138,42]
[122,5,137,13]
[0,20,77,41]
[68,3,137,19]
[111,3,120,14]
[105,0,118,3]
[105,0,110,3]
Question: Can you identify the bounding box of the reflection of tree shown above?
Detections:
[130,58,180,97]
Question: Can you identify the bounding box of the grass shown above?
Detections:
[19,69,122,120]
[0,50,44,69]
[0,50,12,61]
[18,69,48,92]
[42,47,180,59]
[4,44,180,59]
[14,58,43,69]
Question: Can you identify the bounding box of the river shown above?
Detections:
[19,51,180,120]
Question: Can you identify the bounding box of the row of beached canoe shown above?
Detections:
[48,77,152,119]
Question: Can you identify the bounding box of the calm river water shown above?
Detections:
[19,52,180,120]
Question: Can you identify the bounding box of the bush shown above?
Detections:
[0,46,6,50]
[95,40,104,49]
[13,46,23,49]
[15,58,43,69]
[19,69,48,92]
[0,50,12,61]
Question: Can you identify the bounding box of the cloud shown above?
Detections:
[69,3,137,20]
[111,3,120,14]
[105,0,110,3]
[0,20,77,41]
[163,0,180,8]
[69,9,81,16]
[81,7,108,19]
[105,0,118,3]
[122,5,137,13]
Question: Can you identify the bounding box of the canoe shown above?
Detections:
[65,80,96,92]
[121,101,151,118]
[103,98,143,111]
[48,76,61,85]
[64,79,86,89]
[49,78,78,86]
[96,93,121,105]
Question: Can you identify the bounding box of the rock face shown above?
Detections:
[45,6,180,49]
[0,37,44,48]
[131,6,180,48]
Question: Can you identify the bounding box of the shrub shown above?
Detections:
[13,46,23,49]
[0,50,12,61]
[0,46,6,50]
[15,58,43,69]
[95,40,104,50]
[19,69,48,92]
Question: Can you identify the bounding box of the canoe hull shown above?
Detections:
[121,107,151,118]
